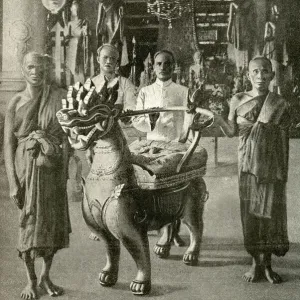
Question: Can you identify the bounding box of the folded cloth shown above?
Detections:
[19,130,61,168]
[129,139,207,178]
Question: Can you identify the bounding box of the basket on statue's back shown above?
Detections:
[129,112,212,225]
[129,139,208,190]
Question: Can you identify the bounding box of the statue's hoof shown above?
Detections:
[130,280,151,296]
[99,270,118,287]
[153,244,171,259]
[183,251,199,266]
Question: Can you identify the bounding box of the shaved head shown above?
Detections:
[22,52,46,86]
[97,44,119,60]
[22,52,44,67]
[249,56,272,71]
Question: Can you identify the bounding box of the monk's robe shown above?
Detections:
[14,84,71,259]
[236,92,290,256]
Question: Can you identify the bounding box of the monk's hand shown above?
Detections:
[9,180,23,209]
[195,107,214,119]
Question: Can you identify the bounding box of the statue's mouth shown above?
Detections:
[57,104,117,150]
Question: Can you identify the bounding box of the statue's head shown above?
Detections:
[153,50,175,82]
[97,44,119,76]
[42,0,66,14]
[56,78,122,151]
[21,52,46,87]
[193,50,204,65]
[70,0,81,17]
[57,102,120,150]
[247,56,274,93]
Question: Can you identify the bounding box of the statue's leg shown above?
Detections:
[39,253,64,297]
[182,179,206,266]
[21,253,38,300]
[103,194,151,295]
[172,219,186,247]
[82,188,120,286]
[120,227,151,295]
[93,228,121,287]
[153,224,173,258]
[182,200,204,265]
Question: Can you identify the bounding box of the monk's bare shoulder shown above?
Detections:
[229,92,247,110]
[227,92,251,122]
[6,93,23,114]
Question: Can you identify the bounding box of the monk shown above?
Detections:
[200,56,290,283]
[4,52,71,299]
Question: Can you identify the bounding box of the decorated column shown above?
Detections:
[1,0,47,91]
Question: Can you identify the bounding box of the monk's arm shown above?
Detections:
[4,96,21,201]
[214,95,238,138]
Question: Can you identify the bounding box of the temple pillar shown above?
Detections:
[0,0,47,93]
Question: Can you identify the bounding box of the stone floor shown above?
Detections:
[1,137,300,300]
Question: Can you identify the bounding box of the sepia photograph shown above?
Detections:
[0,0,300,299]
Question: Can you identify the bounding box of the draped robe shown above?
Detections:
[237,92,289,256]
[14,85,71,258]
